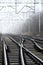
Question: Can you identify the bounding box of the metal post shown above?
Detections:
[39,0,42,34]
[15,0,17,14]
[39,12,40,34]
[29,21,30,33]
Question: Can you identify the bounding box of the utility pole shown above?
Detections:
[39,12,40,34]
[15,0,17,14]
[39,0,41,34]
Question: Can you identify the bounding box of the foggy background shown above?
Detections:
[0,0,43,34]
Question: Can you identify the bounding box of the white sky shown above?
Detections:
[0,0,42,34]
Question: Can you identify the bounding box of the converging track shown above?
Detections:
[0,34,43,65]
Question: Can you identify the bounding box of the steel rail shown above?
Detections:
[32,37,43,41]
[30,39,43,51]
[1,38,8,65]
[8,36,25,65]
[20,43,25,65]
[8,36,43,65]
[23,47,43,65]
[22,37,43,51]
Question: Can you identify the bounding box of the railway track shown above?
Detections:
[7,35,43,64]
[2,36,20,65]
[9,35,43,51]
[0,34,43,65]
[0,34,2,65]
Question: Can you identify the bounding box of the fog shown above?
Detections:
[0,7,28,34]
[0,0,42,34]
[27,11,43,34]
[0,8,43,34]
